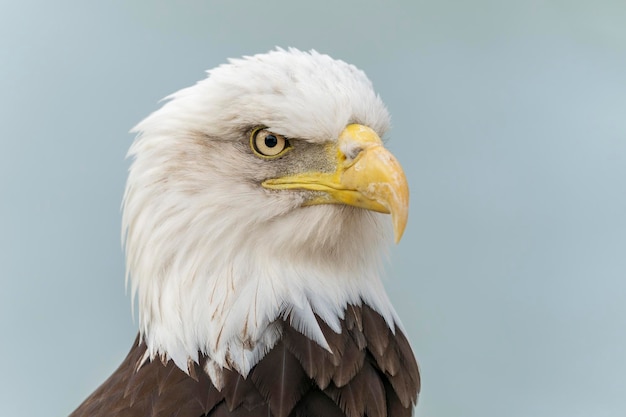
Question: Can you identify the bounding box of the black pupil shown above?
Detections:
[264,134,278,148]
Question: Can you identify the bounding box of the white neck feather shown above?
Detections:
[122,137,398,376]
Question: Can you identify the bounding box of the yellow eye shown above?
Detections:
[250,128,291,158]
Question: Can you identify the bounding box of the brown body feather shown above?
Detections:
[70,304,419,417]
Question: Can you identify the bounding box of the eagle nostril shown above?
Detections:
[344,145,363,161]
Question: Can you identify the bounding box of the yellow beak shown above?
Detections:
[262,124,409,243]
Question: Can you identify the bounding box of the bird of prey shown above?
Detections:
[70,48,420,417]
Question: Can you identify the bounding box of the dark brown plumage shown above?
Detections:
[70,304,419,417]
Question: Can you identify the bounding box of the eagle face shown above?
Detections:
[122,48,411,381]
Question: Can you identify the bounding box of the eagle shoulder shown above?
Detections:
[70,304,419,417]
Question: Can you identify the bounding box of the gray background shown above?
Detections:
[1,1,625,416]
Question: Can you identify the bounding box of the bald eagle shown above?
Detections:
[70,48,420,417]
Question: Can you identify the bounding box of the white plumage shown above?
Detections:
[122,49,401,380]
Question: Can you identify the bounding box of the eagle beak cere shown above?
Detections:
[262,124,409,243]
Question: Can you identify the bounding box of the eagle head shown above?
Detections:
[122,48,409,377]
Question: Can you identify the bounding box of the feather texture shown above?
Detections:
[121,48,399,374]
[72,48,420,417]
[70,304,419,417]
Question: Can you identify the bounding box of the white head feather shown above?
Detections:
[122,48,400,378]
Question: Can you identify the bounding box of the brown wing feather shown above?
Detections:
[330,335,366,387]
[70,304,419,417]
[382,378,413,417]
[362,305,392,357]
[291,391,346,417]
[360,360,387,417]
[394,329,421,395]
[250,341,310,417]
[282,325,336,389]
[220,369,264,411]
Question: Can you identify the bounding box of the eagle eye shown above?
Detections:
[250,128,291,158]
